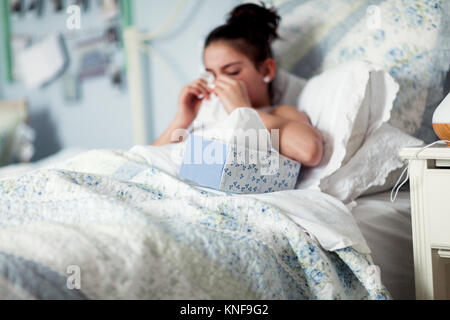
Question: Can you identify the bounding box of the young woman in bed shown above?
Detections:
[153,3,323,167]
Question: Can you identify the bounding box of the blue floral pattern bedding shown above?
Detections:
[0,149,390,299]
[271,0,450,143]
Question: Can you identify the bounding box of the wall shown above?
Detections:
[0,0,241,160]
[0,1,134,160]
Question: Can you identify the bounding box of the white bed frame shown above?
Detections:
[123,27,149,146]
[123,0,187,145]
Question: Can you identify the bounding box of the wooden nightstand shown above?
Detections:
[400,145,450,300]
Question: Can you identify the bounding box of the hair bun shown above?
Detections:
[226,2,281,43]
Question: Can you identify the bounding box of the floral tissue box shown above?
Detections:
[178,134,301,194]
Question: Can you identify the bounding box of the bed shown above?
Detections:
[0,147,415,299]
[0,140,410,300]
[0,146,415,300]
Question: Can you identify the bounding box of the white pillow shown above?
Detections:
[296,60,399,190]
[341,82,370,165]
[320,123,423,203]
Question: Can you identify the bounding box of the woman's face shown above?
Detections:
[203,41,274,108]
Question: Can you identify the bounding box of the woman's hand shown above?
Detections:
[175,78,211,128]
[213,75,252,114]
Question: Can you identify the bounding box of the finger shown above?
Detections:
[236,80,249,95]
[187,86,203,99]
[216,76,240,90]
[194,81,211,93]
[195,78,214,95]
[220,77,245,91]
[189,84,209,99]
[213,85,226,98]
[196,81,212,98]
[213,79,230,91]
[187,85,202,94]
[195,78,209,87]
[211,83,226,97]
[216,75,235,84]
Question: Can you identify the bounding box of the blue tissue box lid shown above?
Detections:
[178,135,228,189]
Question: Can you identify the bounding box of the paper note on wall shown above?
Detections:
[17,33,68,89]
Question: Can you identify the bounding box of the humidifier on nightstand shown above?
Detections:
[432,93,450,145]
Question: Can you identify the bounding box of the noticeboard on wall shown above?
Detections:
[1,0,133,91]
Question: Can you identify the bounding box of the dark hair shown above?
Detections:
[204,2,281,67]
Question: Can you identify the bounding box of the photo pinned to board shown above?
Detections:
[62,21,125,102]
[16,33,69,89]
[5,0,127,102]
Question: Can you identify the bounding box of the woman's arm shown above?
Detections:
[269,104,311,124]
[256,105,323,167]
[152,118,189,146]
[152,77,211,146]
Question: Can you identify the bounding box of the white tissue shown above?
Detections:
[206,108,273,153]
[191,96,275,153]
[200,71,215,89]
[190,95,228,133]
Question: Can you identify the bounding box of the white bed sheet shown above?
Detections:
[352,190,415,300]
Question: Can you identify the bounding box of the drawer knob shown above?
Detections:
[437,250,450,259]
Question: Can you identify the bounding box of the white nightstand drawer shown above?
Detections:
[425,169,450,247]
